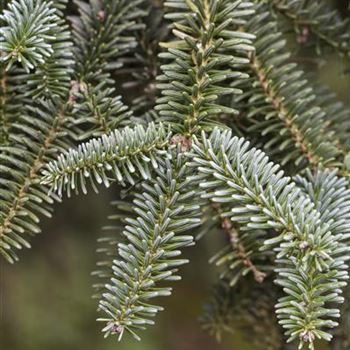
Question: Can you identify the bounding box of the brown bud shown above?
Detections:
[221,218,232,231]
[300,330,315,343]
[68,80,81,105]
[299,240,309,250]
[97,10,106,22]
[170,134,192,152]
[254,271,267,283]
[111,324,124,334]
[297,26,309,44]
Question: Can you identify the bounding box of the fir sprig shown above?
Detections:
[69,0,146,134]
[41,123,172,196]
[72,80,133,140]
[0,0,62,72]
[232,3,344,169]
[98,151,201,340]
[72,0,146,83]
[25,12,74,100]
[0,0,148,263]
[272,0,350,61]
[0,100,72,263]
[209,202,269,287]
[189,128,350,349]
[0,66,25,144]
[156,0,255,135]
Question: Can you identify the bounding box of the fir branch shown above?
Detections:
[71,80,133,140]
[0,67,10,144]
[2,0,350,347]
[117,3,169,120]
[68,0,146,133]
[71,0,146,83]
[210,202,268,286]
[0,0,63,72]
[41,123,172,197]
[272,0,350,61]
[189,128,350,349]
[313,83,350,152]
[0,0,75,263]
[98,151,201,340]
[0,0,149,263]
[233,3,344,169]
[0,0,72,145]
[200,279,284,350]
[25,12,74,100]
[155,0,255,136]
[92,197,135,298]
[295,169,350,349]
[0,100,72,263]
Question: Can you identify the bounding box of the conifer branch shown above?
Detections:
[72,0,146,83]
[0,69,28,144]
[1,0,156,262]
[41,123,172,197]
[117,3,168,120]
[25,13,74,100]
[0,0,73,143]
[98,152,201,340]
[210,202,268,286]
[155,0,255,135]
[295,169,350,349]
[248,51,337,167]
[0,101,72,263]
[0,0,63,72]
[71,80,133,140]
[0,0,76,263]
[272,0,350,61]
[201,280,284,349]
[2,0,350,347]
[68,0,146,133]
[189,128,350,348]
[234,3,344,169]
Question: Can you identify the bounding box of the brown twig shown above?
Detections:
[212,203,266,283]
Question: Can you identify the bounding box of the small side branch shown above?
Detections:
[212,203,266,284]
